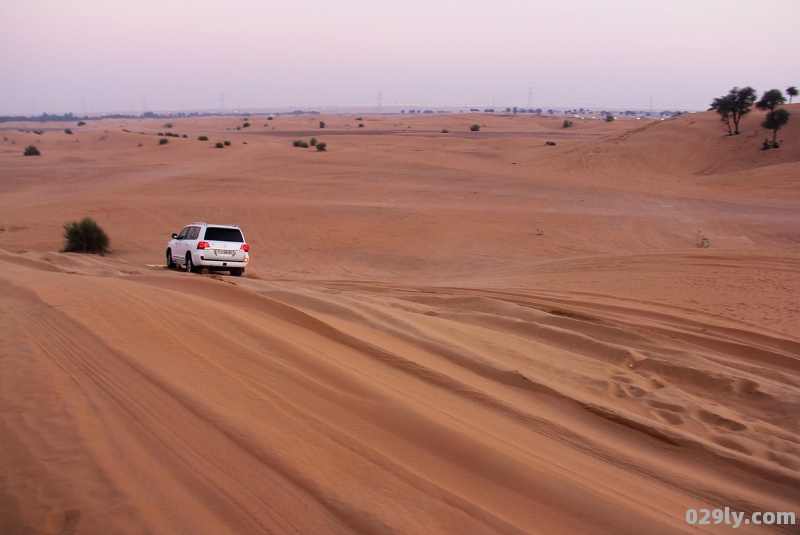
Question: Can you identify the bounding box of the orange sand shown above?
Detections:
[1,109,798,534]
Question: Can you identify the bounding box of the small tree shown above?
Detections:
[63,217,109,254]
[787,86,798,104]
[223,140,231,146]
[310,137,317,146]
[24,145,40,156]
[470,124,480,131]
[316,142,326,151]
[756,89,786,112]
[319,121,325,128]
[242,122,250,128]
[215,142,224,148]
[711,87,756,135]
[762,108,790,146]
[159,138,168,145]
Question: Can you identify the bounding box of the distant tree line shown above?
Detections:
[710,86,794,148]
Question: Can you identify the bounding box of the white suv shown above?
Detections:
[166,223,250,276]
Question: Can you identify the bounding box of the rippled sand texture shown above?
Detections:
[1,109,799,534]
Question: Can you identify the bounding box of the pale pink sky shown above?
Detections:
[1,0,798,114]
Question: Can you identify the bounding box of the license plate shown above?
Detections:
[215,249,233,256]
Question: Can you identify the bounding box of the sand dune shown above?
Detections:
[1,110,798,533]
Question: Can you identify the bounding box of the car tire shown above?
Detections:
[230,268,243,277]
[166,249,176,269]
[185,254,195,274]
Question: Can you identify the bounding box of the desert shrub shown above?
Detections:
[62,217,109,254]
[441,128,449,133]
[242,122,250,128]
[319,121,325,128]
[223,140,231,146]
[198,135,208,141]
[267,116,273,120]
[65,128,73,135]
[310,137,317,146]
[77,121,86,126]
[545,141,556,146]
[316,142,326,151]
[159,138,168,145]
[470,124,480,131]
[158,132,164,136]
[299,141,309,148]
[236,126,241,130]
[24,145,40,156]
[356,117,363,121]
[215,142,224,148]
[562,120,573,128]
[182,134,187,138]
[164,123,173,128]
[358,123,364,127]
[292,140,301,147]
[605,115,614,122]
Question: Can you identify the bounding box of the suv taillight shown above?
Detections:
[197,241,210,249]
[240,244,249,252]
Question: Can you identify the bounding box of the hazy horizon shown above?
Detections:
[2,0,798,116]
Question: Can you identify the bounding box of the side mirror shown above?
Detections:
[171,233,178,239]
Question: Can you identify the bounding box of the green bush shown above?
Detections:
[198,136,208,141]
[316,142,326,151]
[65,128,73,135]
[319,121,325,128]
[159,138,168,145]
[215,142,224,148]
[358,123,364,127]
[562,120,573,128]
[470,124,480,131]
[62,217,109,254]
[310,137,317,146]
[23,145,40,156]
[242,122,250,128]
[299,141,309,148]
[182,134,187,138]
[293,140,301,147]
[223,140,231,146]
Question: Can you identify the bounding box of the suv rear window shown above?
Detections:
[203,227,244,242]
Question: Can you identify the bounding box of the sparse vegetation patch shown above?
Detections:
[159,138,168,145]
[470,124,480,131]
[316,142,326,151]
[24,145,40,156]
[198,136,208,141]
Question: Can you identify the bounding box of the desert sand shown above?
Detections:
[1,108,798,534]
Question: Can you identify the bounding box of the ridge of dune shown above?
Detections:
[546,104,800,181]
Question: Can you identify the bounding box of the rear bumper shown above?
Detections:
[195,256,248,268]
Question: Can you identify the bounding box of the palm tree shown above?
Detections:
[787,86,798,104]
